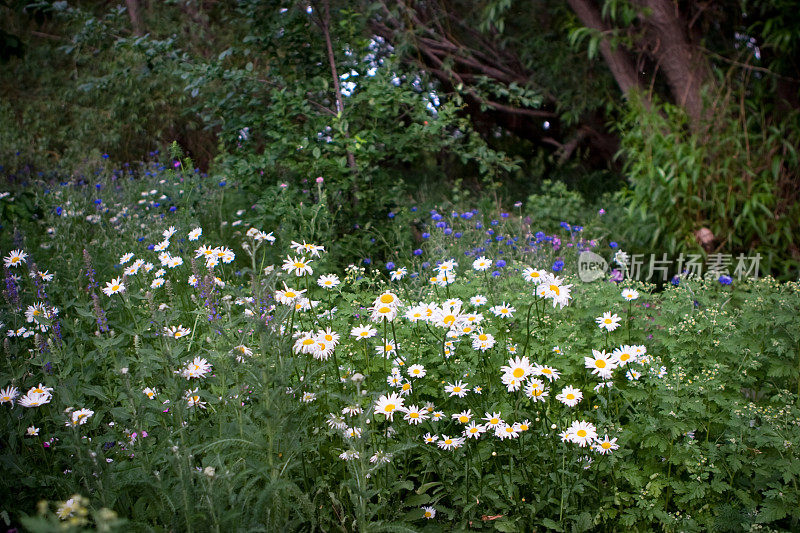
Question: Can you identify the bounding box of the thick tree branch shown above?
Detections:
[636,0,712,125]
[566,0,645,99]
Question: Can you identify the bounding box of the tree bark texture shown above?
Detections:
[125,0,144,36]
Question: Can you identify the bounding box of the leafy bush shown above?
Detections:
[616,93,800,279]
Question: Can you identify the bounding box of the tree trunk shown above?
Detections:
[125,0,144,36]
[566,0,645,99]
[636,0,712,125]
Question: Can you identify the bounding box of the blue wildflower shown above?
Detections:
[388,212,395,218]
[552,259,564,272]
[413,249,423,256]
[443,228,452,235]
[422,232,430,239]
[386,261,395,270]
[496,259,506,268]
[609,242,618,249]
[363,258,371,265]
[718,275,732,285]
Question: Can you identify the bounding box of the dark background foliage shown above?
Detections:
[1,0,798,277]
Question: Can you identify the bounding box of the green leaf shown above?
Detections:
[540,517,564,531]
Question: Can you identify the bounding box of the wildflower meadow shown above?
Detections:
[1,159,799,532]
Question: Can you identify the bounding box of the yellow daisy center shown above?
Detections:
[402,383,411,391]
[602,442,612,449]
[513,368,525,378]
[409,412,419,418]
[453,386,461,392]
[576,429,587,438]
[604,318,612,324]
[596,360,607,368]
[566,394,575,400]
[490,418,499,424]
[443,315,455,325]
[302,339,315,346]
[459,416,469,423]
[380,294,395,304]
[384,404,395,412]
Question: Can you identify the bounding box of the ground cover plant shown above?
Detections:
[1,162,800,532]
